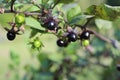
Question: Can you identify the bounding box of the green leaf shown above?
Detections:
[26,17,44,30]
[37,53,48,62]
[0,13,14,27]
[69,15,94,25]
[95,19,112,29]
[33,72,53,80]
[48,53,63,63]
[42,0,49,4]
[67,5,81,22]
[26,5,40,12]
[87,4,120,20]
[29,27,46,38]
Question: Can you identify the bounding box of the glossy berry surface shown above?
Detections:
[80,31,90,40]
[43,19,56,30]
[56,39,68,47]
[67,32,77,42]
[7,31,16,41]
[116,64,120,71]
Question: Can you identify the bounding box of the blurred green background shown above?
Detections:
[0,0,120,80]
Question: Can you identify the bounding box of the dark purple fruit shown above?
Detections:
[43,19,57,30]
[7,31,16,41]
[80,31,90,40]
[67,32,77,42]
[56,39,68,47]
[117,64,120,71]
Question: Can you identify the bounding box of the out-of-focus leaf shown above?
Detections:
[91,38,106,57]
[114,28,120,41]
[48,53,63,63]
[33,72,53,80]
[76,58,88,67]
[9,64,15,70]
[95,19,112,29]
[42,0,49,4]
[87,4,120,20]
[37,53,48,62]
[10,50,20,65]
[64,42,79,55]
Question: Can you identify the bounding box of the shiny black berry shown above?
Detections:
[56,39,68,47]
[67,32,77,42]
[80,31,90,40]
[7,31,16,41]
[43,19,57,30]
[116,64,120,71]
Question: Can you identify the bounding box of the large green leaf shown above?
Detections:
[67,5,81,22]
[95,19,112,29]
[25,17,44,30]
[87,4,120,20]
[69,15,94,26]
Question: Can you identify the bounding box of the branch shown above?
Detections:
[4,10,42,16]
[11,0,16,12]
[93,31,111,43]
[91,30,120,49]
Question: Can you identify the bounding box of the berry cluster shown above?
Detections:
[4,1,93,49]
[5,14,25,41]
[56,29,92,47]
[57,31,78,47]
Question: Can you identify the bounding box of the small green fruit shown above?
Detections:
[82,40,90,46]
[15,14,25,24]
[33,40,41,48]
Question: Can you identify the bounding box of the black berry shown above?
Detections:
[67,32,77,42]
[80,31,90,40]
[43,19,57,30]
[116,64,120,71]
[7,31,16,41]
[56,39,68,47]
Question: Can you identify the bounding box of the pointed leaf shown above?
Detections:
[87,4,120,20]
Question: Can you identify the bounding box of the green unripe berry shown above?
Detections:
[15,14,25,24]
[33,40,41,48]
[82,40,90,46]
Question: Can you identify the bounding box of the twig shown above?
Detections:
[11,0,16,12]
[4,10,42,16]
[51,0,61,9]
[92,30,111,43]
